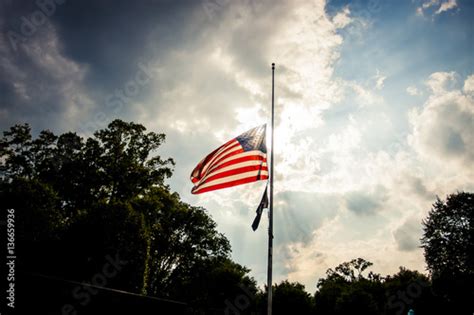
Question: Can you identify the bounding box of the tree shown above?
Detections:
[421,192,474,312]
[172,257,258,314]
[0,120,255,313]
[384,267,437,315]
[315,258,384,315]
[256,281,314,315]
[273,281,314,315]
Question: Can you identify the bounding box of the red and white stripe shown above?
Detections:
[190,139,268,194]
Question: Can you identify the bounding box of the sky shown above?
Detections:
[1,0,473,292]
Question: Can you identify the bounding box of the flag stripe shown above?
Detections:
[207,160,268,178]
[190,124,267,194]
[195,153,266,186]
[192,171,269,194]
[200,140,241,175]
[205,146,245,175]
[193,169,269,192]
[200,164,268,184]
[191,139,237,182]
[207,151,266,175]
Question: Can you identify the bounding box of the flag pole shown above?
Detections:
[267,62,275,315]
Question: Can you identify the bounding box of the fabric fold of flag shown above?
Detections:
[190,124,268,194]
[252,186,268,231]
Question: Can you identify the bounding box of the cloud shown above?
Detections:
[345,189,386,216]
[407,86,422,96]
[129,0,355,198]
[463,74,474,94]
[284,204,426,290]
[425,71,457,93]
[406,176,436,201]
[345,81,384,106]
[416,0,458,16]
[0,21,93,132]
[332,6,351,29]
[275,191,342,244]
[409,72,474,173]
[128,0,357,286]
[275,67,474,287]
[393,217,422,251]
[435,0,457,14]
[374,69,386,90]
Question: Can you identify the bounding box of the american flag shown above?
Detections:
[190,125,268,194]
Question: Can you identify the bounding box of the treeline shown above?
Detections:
[0,120,472,314]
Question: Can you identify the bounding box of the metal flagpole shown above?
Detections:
[267,62,275,315]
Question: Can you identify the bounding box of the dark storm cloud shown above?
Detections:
[0,0,281,135]
[0,0,202,133]
[52,0,201,90]
[0,20,89,132]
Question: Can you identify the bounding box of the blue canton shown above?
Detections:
[236,125,267,153]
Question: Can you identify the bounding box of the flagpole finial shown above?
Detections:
[272,63,275,69]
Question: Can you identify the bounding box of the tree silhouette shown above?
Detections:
[384,267,437,315]
[315,258,384,315]
[0,120,255,313]
[421,192,473,313]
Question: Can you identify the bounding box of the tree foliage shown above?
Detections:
[421,192,474,312]
[0,120,250,312]
[421,192,473,276]
[272,280,314,315]
[383,267,437,315]
[315,258,384,315]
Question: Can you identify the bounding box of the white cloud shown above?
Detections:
[332,6,352,29]
[409,72,474,174]
[132,0,358,286]
[425,71,457,93]
[285,206,426,290]
[416,0,458,16]
[407,86,422,96]
[436,0,457,14]
[345,81,384,106]
[423,0,440,9]
[272,70,474,288]
[374,69,386,90]
[138,0,353,195]
[463,74,474,94]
